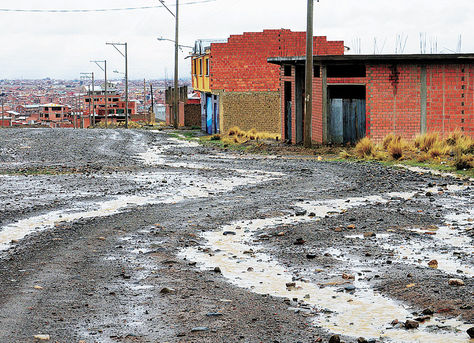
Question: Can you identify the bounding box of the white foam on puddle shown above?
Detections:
[181,194,472,342]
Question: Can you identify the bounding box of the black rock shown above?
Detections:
[421,308,433,315]
[344,284,356,291]
[191,327,209,332]
[223,231,236,236]
[328,335,340,343]
[405,320,419,329]
[294,238,306,245]
[306,253,317,259]
[467,327,474,338]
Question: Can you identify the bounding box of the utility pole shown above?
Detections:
[150,84,154,109]
[143,79,146,112]
[1,95,4,129]
[174,0,179,129]
[91,60,108,128]
[304,0,315,148]
[91,72,95,126]
[87,84,91,128]
[107,42,129,129]
[105,60,108,128]
[1,91,4,128]
[157,0,179,128]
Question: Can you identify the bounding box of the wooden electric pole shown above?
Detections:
[304,0,315,148]
[105,60,108,128]
[173,0,179,129]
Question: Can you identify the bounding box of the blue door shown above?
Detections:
[206,96,213,134]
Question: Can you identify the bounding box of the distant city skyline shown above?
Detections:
[0,0,472,79]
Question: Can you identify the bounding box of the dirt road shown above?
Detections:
[0,129,472,343]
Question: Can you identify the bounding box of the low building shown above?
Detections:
[165,86,201,128]
[82,85,137,125]
[191,29,345,135]
[268,54,474,144]
[39,103,72,127]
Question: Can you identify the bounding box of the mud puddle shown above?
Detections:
[1,138,282,252]
[181,193,472,342]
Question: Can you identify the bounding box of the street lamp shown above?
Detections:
[80,72,95,127]
[158,0,179,129]
[91,60,108,128]
[157,37,193,50]
[107,42,129,129]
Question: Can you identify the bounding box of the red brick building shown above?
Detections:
[191,30,345,134]
[269,54,474,144]
[83,86,137,125]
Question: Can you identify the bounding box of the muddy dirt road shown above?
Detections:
[0,129,472,343]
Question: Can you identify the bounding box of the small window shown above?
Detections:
[314,66,321,78]
[199,59,203,76]
[206,59,210,76]
[284,65,292,77]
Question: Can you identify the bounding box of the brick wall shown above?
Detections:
[219,91,281,134]
[182,104,201,127]
[426,64,473,136]
[278,61,473,145]
[210,29,344,93]
[366,64,422,142]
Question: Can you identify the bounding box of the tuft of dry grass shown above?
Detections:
[387,136,405,160]
[225,126,281,142]
[354,137,375,158]
[382,133,397,150]
[339,150,352,159]
[453,153,474,170]
[415,132,439,152]
[346,131,472,173]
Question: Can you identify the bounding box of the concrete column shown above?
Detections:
[322,64,328,143]
[420,65,427,134]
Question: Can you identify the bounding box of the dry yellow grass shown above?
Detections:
[354,137,375,158]
[387,136,405,160]
[415,132,439,152]
[342,131,473,171]
[226,126,281,141]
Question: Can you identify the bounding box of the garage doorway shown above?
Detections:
[328,85,366,144]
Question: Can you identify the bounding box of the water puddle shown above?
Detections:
[181,194,472,342]
[1,138,283,251]
[397,165,473,181]
[0,195,155,251]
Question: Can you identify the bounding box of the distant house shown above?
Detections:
[268,54,474,144]
[190,29,345,135]
[39,103,71,127]
[82,84,137,125]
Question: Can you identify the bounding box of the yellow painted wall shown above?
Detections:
[192,54,211,93]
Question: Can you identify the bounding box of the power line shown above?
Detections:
[0,0,215,13]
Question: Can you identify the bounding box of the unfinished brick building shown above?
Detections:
[191,30,345,134]
[269,54,474,144]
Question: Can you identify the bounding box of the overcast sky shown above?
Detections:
[0,0,472,80]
